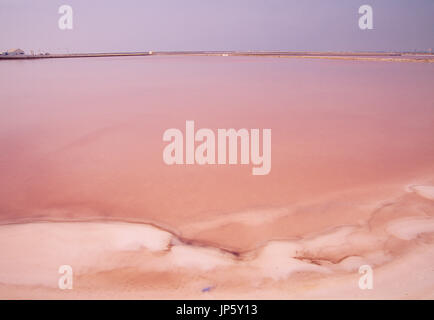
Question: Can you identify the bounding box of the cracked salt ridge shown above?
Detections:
[1,184,434,288]
[0,218,402,287]
[387,217,434,240]
[0,221,333,286]
[384,184,434,240]
[407,185,434,201]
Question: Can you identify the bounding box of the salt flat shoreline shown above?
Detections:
[1,191,434,299]
[1,51,433,299]
[1,51,433,62]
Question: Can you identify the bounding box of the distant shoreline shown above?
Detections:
[1,51,434,62]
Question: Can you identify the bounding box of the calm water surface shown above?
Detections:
[1,56,433,242]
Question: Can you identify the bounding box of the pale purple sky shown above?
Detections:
[0,0,433,53]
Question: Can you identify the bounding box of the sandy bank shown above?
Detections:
[1,182,433,299]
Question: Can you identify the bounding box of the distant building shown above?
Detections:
[2,48,25,56]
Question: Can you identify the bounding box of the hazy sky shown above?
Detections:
[0,0,433,53]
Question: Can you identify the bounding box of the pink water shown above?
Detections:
[1,56,434,298]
